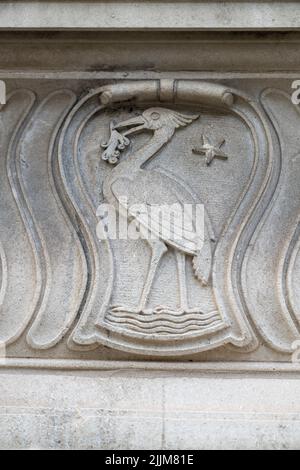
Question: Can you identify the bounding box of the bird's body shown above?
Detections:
[105,167,201,254]
[102,107,213,315]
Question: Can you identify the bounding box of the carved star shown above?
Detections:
[192,135,229,165]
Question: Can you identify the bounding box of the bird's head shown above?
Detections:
[114,107,199,137]
[101,107,199,164]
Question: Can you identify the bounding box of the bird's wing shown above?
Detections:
[152,166,215,242]
[111,174,206,255]
[129,202,202,255]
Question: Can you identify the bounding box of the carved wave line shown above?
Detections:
[26,90,85,349]
[105,311,220,324]
[57,97,108,350]
[238,101,292,351]
[67,88,268,347]
[108,317,221,328]
[286,223,300,322]
[10,91,50,345]
[213,97,267,351]
[105,317,222,329]
[70,105,111,349]
[214,89,300,353]
[106,319,223,335]
[66,86,264,352]
[4,90,38,344]
[260,89,300,339]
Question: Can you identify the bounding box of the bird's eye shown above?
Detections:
[150,112,160,120]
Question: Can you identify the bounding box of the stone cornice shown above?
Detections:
[0,1,300,31]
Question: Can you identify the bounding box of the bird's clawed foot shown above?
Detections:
[109,305,153,315]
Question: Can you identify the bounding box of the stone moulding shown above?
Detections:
[0,2,300,31]
[3,32,300,76]
[1,358,300,373]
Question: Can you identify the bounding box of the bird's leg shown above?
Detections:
[176,251,190,313]
[137,240,167,314]
[174,251,212,315]
[154,250,193,316]
[109,239,167,316]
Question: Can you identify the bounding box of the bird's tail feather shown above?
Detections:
[192,237,212,286]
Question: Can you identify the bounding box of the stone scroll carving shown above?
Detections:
[0,79,300,359]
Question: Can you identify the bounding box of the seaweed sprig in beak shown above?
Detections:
[101,113,147,165]
[101,120,131,165]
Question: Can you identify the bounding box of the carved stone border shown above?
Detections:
[55,79,284,356]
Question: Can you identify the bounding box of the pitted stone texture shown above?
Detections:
[0,78,300,359]
[0,2,300,31]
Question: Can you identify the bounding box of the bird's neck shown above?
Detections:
[115,128,172,174]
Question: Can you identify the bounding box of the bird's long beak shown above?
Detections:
[113,115,146,136]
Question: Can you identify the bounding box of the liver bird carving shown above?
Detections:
[101,107,215,316]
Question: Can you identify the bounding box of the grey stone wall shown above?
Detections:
[1,3,300,449]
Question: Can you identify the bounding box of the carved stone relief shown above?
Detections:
[1,78,300,361]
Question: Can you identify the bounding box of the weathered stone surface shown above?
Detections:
[1,76,300,361]
[0,1,300,31]
[1,370,300,450]
[1,19,300,448]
